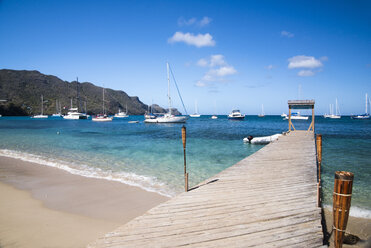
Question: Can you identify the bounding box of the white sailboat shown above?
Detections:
[52,99,62,117]
[329,99,341,119]
[92,88,113,122]
[144,63,187,123]
[258,104,265,117]
[190,100,201,117]
[32,95,48,118]
[114,104,129,118]
[351,93,370,119]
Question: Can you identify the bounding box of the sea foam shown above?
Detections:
[0,149,174,197]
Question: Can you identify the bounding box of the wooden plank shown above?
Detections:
[89,131,323,248]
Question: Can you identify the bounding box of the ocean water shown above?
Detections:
[0,115,370,218]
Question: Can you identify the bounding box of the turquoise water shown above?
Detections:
[0,116,370,217]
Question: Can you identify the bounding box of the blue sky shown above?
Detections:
[0,0,370,115]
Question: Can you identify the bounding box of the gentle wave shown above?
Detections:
[324,204,371,219]
[0,149,174,198]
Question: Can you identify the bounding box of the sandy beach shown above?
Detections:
[0,156,169,248]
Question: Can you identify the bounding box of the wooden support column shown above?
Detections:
[333,171,354,248]
[181,126,188,192]
[316,134,322,207]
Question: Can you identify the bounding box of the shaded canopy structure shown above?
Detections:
[288,100,315,132]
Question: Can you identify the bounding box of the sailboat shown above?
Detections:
[32,95,48,118]
[329,99,341,119]
[52,99,62,117]
[323,104,332,118]
[114,104,129,118]
[190,100,201,117]
[351,93,370,119]
[258,104,265,117]
[92,88,113,122]
[144,63,187,123]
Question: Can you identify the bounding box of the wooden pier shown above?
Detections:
[90,131,323,247]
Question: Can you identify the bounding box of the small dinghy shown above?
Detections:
[243,134,282,144]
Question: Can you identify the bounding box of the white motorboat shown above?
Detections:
[211,115,218,119]
[258,104,265,117]
[243,134,282,145]
[32,95,48,118]
[114,106,129,118]
[92,114,113,122]
[281,113,287,118]
[228,109,245,120]
[351,93,370,119]
[284,112,308,120]
[144,62,187,124]
[93,88,113,122]
[63,107,87,119]
[190,100,201,117]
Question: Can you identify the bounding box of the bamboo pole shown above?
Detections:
[181,126,188,192]
[333,171,354,248]
[288,107,292,131]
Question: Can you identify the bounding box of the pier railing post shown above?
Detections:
[316,134,322,207]
[181,126,188,192]
[333,171,354,248]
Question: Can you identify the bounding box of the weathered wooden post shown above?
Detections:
[181,126,188,192]
[333,171,354,248]
[316,134,322,207]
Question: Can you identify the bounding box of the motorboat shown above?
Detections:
[63,107,87,119]
[281,113,287,118]
[211,115,218,119]
[144,62,187,124]
[92,114,113,122]
[243,134,282,144]
[228,109,245,120]
[284,112,308,120]
[114,105,129,118]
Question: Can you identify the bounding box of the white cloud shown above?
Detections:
[178,17,212,27]
[210,55,226,67]
[199,17,212,27]
[281,30,294,38]
[197,58,208,67]
[298,70,315,77]
[195,81,208,87]
[196,55,237,86]
[288,55,323,69]
[168,32,215,47]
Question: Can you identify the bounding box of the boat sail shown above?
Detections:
[144,63,187,123]
[190,100,201,117]
[92,88,113,122]
[32,95,48,118]
[351,93,370,119]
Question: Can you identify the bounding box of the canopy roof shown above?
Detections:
[288,100,315,109]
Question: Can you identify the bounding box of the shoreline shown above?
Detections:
[0,155,169,247]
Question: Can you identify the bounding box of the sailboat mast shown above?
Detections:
[167,62,172,115]
[41,95,43,115]
[366,93,368,115]
[103,88,105,115]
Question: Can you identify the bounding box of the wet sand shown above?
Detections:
[0,156,169,248]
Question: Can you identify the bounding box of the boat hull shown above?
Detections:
[144,116,187,123]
